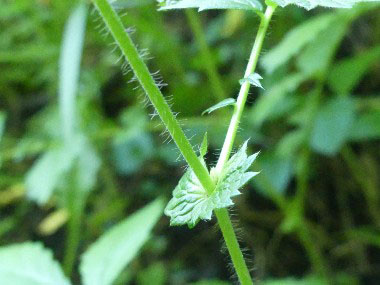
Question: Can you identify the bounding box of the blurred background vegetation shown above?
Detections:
[1,0,380,284]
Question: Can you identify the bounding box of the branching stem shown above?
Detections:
[91,1,276,284]
[214,4,276,175]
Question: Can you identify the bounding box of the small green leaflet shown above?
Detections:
[159,0,263,12]
[200,132,208,157]
[202,98,236,115]
[165,141,259,228]
[240,73,264,89]
[272,0,380,10]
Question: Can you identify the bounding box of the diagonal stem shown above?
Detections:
[214,5,277,176]
[91,1,276,284]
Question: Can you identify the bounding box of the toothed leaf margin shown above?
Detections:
[165,141,259,228]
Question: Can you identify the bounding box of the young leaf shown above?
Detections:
[165,141,259,228]
[0,242,70,285]
[239,73,264,89]
[200,132,208,157]
[80,198,164,285]
[272,0,380,10]
[202,98,236,115]
[159,0,263,12]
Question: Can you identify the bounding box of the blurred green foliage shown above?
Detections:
[0,0,380,284]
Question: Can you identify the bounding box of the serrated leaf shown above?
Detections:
[272,0,380,10]
[165,141,259,228]
[202,98,236,115]
[80,198,164,285]
[240,73,264,89]
[159,0,263,12]
[0,242,70,285]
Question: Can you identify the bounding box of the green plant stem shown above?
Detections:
[185,9,226,102]
[342,146,380,226]
[92,1,253,283]
[214,5,276,175]
[214,208,253,284]
[63,175,87,276]
[92,0,214,193]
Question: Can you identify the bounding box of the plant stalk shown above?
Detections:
[92,0,214,194]
[91,1,275,283]
[214,4,276,175]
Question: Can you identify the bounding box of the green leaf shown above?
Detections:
[250,73,308,127]
[59,3,87,141]
[296,16,350,75]
[272,0,380,10]
[239,73,264,89]
[165,141,259,228]
[310,97,356,155]
[328,46,380,94]
[26,135,99,205]
[202,98,236,115]
[26,148,76,205]
[253,152,293,196]
[349,111,380,141]
[0,242,70,285]
[159,0,263,12]
[200,132,208,157]
[261,13,336,73]
[80,198,164,285]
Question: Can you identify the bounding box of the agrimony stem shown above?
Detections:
[214,5,276,175]
[91,0,263,283]
[92,0,214,193]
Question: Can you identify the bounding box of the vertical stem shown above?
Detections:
[185,10,226,102]
[297,221,329,278]
[215,208,253,284]
[63,171,87,276]
[214,5,276,175]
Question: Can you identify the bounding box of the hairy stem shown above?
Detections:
[93,0,275,285]
[214,5,276,175]
[92,0,214,193]
[185,9,226,102]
